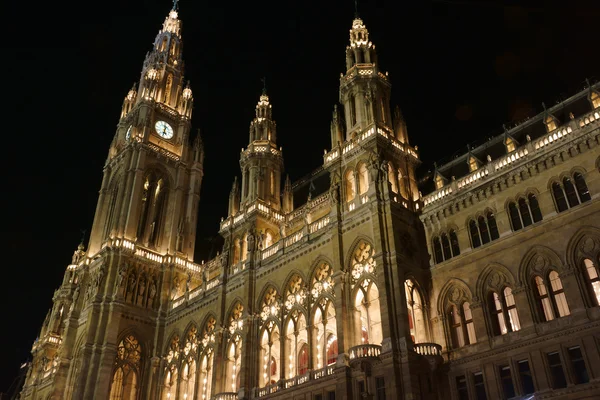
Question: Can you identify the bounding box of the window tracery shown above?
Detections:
[109,335,142,400]
[351,241,376,284]
[443,286,476,349]
[552,172,591,213]
[311,262,334,300]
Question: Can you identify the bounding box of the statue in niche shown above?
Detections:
[116,265,127,290]
[148,279,157,301]
[171,276,180,299]
[138,275,146,297]
[186,272,192,292]
[247,230,256,252]
[257,231,264,250]
[96,263,106,288]
[72,286,80,304]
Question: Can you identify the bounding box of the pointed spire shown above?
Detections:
[228,177,241,216]
[172,0,179,11]
[393,105,409,144]
[354,0,359,18]
[282,175,293,214]
[261,76,267,96]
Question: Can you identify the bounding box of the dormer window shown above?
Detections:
[468,156,479,172]
[435,174,445,190]
[544,115,558,132]
[590,91,600,109]
[505,137,516,153]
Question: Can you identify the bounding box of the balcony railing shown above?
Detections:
[213,393,237,400]
[348,344,382,361]
[414,342,442,357]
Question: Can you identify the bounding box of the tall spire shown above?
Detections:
[172,0,179,11]
[354,0,359,18]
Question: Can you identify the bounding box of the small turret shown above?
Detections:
[330,104,344,147]
[393,106,409,144]
[120,83,137,118]
[229,177,241,216]
[282,175,293,214]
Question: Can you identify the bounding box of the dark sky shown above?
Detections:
[1,0,598,393]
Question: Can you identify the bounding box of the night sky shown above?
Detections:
[2,0,598,393]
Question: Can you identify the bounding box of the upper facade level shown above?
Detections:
[421,82,600,211]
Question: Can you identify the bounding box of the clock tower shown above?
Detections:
[20,4,204,400]
[87,3,202,257]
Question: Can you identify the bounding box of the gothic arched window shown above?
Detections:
[469,212,500,249]
[488,288,521,336]
[358,163,369,195]
[552,173,591,213]
[508,195,543,232]
[137,173,168,247]
[533,272,570,322]
[345,170,356,203]
[109,335,142,400]
[583,259,600,306]
[443,286,476,349]
[405,279,427,344]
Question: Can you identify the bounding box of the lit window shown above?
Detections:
[583,259,600,306]
[488,288,520,336]
[545,115,558,132]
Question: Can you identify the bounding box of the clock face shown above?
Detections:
[155,120,174,139]
[125,125,132,141]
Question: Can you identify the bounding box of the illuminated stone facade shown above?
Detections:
[20,4,600,400]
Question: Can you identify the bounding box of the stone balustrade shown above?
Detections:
[348,344,382,360]
[414,342,442,357]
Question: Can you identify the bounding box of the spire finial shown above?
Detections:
[172,0,179,11]
[261,76,267,95]
[354,0,359,18]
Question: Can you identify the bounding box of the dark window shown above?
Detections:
[487,212,499,240]
[441,233,452,260]
[473,372,487,400]
[528,194,543,222]
[518,360,535,395]
[499,365,515,399]
[327,391,335,400]
[456,375,469,400]
[450,230,460,257]
[349,95,357,126]
[573,172,591,203]
[547,351,567,389]
[358,380,365,397]
[433,237,443,264]
[375,376,386,400]
[470,220,481,248]
[479,216,491,244]
[509,202,522,231]
[568,346,589,384]
[563,177,580,208]
[552,182,568,212]
[315,395,323,400]
[518,197,533,227]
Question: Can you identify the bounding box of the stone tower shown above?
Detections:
[20,4,204,399]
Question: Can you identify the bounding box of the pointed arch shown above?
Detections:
[436,279,477,349]
[256,282,281,312]
[519,246,565,285]
[404,276,429,343]
[436,278,474,316]
[109,332,144,400]
[476,263,517,299]
[566,226,600,308]
[345,235,376,271]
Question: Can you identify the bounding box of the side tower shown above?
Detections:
[324,15,439,399]
[20,4,204,400]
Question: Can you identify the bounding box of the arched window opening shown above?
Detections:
[358,163,369,195]
[354,280,383,346]
[199,350,214,400]
[487,211,500,240]
[478,216,491,245]
[528,194,543,223]
[180,360,196,400]
[233,238,241,265]
[441,233,451,260]
[405,279,427,343]
[109,335,142,400]
[225,336,242,393]
[137,173,168,247]
[508,202,522,231]
[104,185,119,240]
[450,230,460,257]
[345,170,356,203]
[591,91,600,108]
[433,237,443,264]
[488,289,520,336]
[449,304,464,348]
[563,177,580,208]
[549,271,570,318]
[583,259,600,306]
[259,323,280,387]
[388,163,398,193]
[241,233,248,262]
[573,172,591,203]
[349,94,357,126]
[313,300,337,369]
[552,182,569,212]
[298,343,309,375]
[463,302,477,345]
[518,198,533,227]
[534,276,555,321]
[270,170,275,196]
[469,220,481,248]
[504,287,521,332]
[380,97,387,124]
